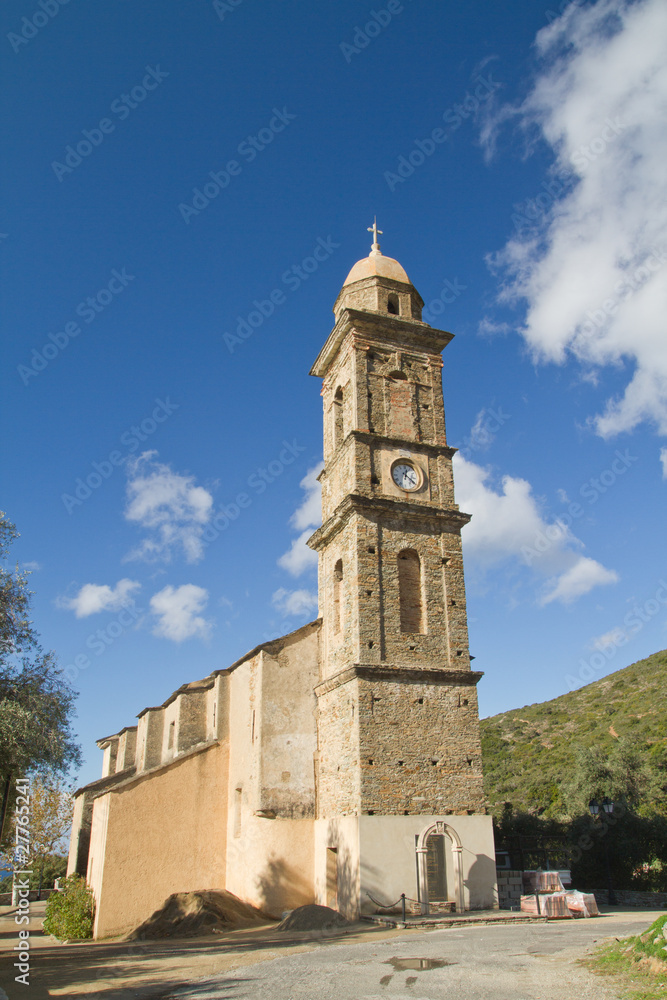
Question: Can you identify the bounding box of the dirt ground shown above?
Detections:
[0,900,405,999]
[0,901,657,999]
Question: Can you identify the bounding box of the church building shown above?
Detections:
[68,229,498,939]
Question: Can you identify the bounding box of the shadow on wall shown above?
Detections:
[326,819,370,920]
[255,854,314,918]
[465,852,497,909]
[359,854,390,915]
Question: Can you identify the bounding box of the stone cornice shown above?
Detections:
[352,429,456,457]
[320,430,456,486]
[310,308,454,378]
[308,493,471,550]
[315,664,484,697]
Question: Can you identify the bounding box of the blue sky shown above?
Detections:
[2,0,665,787]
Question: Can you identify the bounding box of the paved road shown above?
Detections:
[155,910,656,1000]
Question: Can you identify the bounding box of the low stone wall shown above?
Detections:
[595,889,667,908]
[496,869,523,910]
[0,889,55,905]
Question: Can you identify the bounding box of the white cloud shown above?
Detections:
[477,317,511,337]
[277,462,323,576]
[660,447,667,479]
[278,529,319,576]
[539,557,618,606]
[123,452,213,564]
[149,584,212,642]
[271,587,318,617]
[590,626,628,651]
[289,463,323,531]
[454,452,618,604]
[58,578,141,618]
[21,561,41,573]
[486,0,667,438]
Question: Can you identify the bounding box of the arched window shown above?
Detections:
[333,558,343,633]
[387,294,399,315]
[398,549,425,633]
[333,387,343,450]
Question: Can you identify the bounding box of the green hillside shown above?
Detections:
[481,649,667,816]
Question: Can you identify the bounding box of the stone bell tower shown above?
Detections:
[309,225,495,917]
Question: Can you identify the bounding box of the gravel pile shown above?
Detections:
[277,904,350,932]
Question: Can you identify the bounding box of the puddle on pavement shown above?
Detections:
[384,957,457,971]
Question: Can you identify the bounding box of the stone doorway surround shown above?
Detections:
[416,820,465,914]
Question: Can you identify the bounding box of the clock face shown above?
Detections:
[392,462,419,491]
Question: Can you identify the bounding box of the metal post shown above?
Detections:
[401,893,406,922]
[603,839,617,905]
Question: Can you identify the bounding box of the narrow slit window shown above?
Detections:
[333,386,343,450]
[333,558,343,633]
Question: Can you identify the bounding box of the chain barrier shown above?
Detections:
[365,891,422,921]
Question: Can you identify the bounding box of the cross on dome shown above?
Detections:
[367,217,383,255]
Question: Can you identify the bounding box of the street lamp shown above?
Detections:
[588,798,617,905]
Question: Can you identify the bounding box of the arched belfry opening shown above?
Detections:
[397,549,425,634]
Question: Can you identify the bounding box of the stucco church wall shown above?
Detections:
[314,815,361,919]
[258,628,319,818]
[357,814,497,914]
[223,626,319,916]
[226,815,314,918]
[89,741,228,939]
[314,815,496,918]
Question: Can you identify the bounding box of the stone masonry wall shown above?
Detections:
[595,889,667,907]
[316,679,360,818]
[357,675,485,815]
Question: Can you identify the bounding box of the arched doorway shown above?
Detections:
[415,820,465,914]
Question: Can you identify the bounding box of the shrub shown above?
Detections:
[43,873,94,940]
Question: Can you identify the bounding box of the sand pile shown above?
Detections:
[277,904,350,932]
[128,889,270,939]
